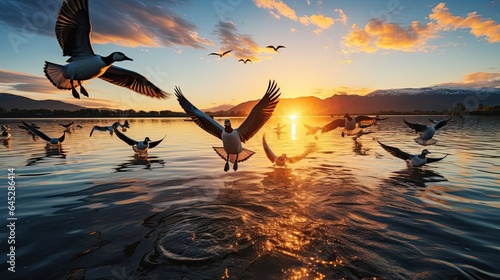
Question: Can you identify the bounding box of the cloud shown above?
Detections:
[300,14,335,30]
[0,68,57,94]
[334,9,348,25]
[429,3,500,43]
[0,0,213,49]
[435,71,500,88]
[213,21,263,61]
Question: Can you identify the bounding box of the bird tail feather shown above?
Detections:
[44,61,78,90]
[414,137,437,146]
[213,147,255,163]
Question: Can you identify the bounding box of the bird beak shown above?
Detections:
[124,55,133,61]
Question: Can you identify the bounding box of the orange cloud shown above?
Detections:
[436,71,500,88]
[252,0,298,20]
[300,14,335,30]
[334,9,348,25]
[214,21,263,62]
[430,3,500,43]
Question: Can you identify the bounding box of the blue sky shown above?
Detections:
[0,0,499,111]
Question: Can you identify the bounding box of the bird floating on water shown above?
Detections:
[403,113,453,145]
[176,80,281,171]
[322,113,377,137]
[238,58,252,64]
[262,134,312,167]
[1,125,11,140]
[377,140,447,167]
[20,120,65,148]
[266,45,285,52]
[112,124,164,157]
[209,50,232,57]
[44,0,169,99]
[90,120,130,137]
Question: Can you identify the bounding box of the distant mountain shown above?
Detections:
[0,93,85,111]
[202,104,235,112]
[227,87,500,115]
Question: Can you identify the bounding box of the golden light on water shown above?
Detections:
[291,121,297,140]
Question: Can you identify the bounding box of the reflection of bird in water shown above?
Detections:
[112,125,165,157]
[1,124,11,140]
[44,0,169,99]
[176,80,280,172]
[76,124,83,129]
[386,168,447,190]
[26,146,67,166]
[262,134,314,167]
[403,113,453,145]
[238,58,252,64]
[209,50,232,57]
[322,113,377,137]
[358,115,387,128]
[273,123,286,139]
[90,120,130,137]
[302,122,322,140]
[20,120,65,149]
[378,140,448,167]
[114,155,165,172]
[352,137,371,156]
[18,122,40,139]
[266,45,285,52]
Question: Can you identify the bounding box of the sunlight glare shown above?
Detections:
[290,114,298,121]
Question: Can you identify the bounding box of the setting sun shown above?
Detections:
[289,114,298,121]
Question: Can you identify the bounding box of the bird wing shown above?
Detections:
[321,118,345,134]
[175,86,224,140]
[99,66,169,99]
[434,114,453,130]
[238,59,244,62]
[276,45,285,49]
[222,50,232,56]
[89,125,109,137]
[262,134,277,163]
[403,119,427,133]
[58,132,66,143]
[287,145,313,164]
[148,135,165,149]
[355,115,375,123]
[302,122,320,133]
[237,80,281,142]
[265,45,275,49]
[208,53,219,56]
[19,120,52,141]
[112,125,138,146]
[426,154,448,163]
[55,0,95,60]
[377,140,412,160]
[246,59,252,63]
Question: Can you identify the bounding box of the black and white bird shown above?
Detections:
[262,134,312,167]
[1,125,11,140]
[176,80,280,171]
[20,120,65,148]
[209,50,232,57]
[403,113,453,145]
[322,113,377,137]
[44,0,169,99]
[266,45,285,52]
[378,140,447,167]
[112,125,164,157]
[238,58,252,64]
[90,120,130,137]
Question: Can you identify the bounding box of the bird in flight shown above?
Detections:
[238,59,252,64]
[266,45,285,52]
[377,140,447,167]
[112,124,165,157]
[19,120,66,149]
[209,50,232,57]
[322,113,377,137]
[90,120,130,137]
[176,80,281,172]
[263,134,313,167]
[403,113,453,145]
[44,0,169,99]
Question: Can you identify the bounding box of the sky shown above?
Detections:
[0,0,499,112]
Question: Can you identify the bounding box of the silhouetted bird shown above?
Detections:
[209,50,232,57]
[238,58,252,64]
[378,140,447,167]
[266,45,285,52]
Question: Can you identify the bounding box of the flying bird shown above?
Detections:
[266,45,285,52]
[302,122,322,140]
[44,0,169,99]
[209,50,232,57]
[90,120,130,137]
[378,140,447,167]
[175,80,281,171]
[238,58,252,64]
[403,113,453,145]
[322,113,377,137]
[112,124,164,157]
[19,120,65,148]
[262,134,312,167]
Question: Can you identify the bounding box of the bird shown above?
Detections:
[175,80,281,171]
[59,121,75,131]
[266,45,285,52]
[377,140,447,167]
[19,120,65,148]
[112,124,164,157]
[262,134,312,167]
[238,58,252,64]
[302,122,322,140]
[90,120,130,137]
[43,0,169,99]
[403,113,453,145]
[1,125,11,140]
[17,122,40,139]
[209,50,232,57]
[321,113,377,137]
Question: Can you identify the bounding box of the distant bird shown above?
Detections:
[403,113,453,145]
[44,0,169,99]
[273,123,286,134]
[263,134,311,167]
[20,120,65,147]
[59,121,75,131]
[378,140,447,167]
[266,45,285,52]
[302,122,322,140]
[209,50,232,57]
[17,122,40,138]
[90,120,130,137]
[238,58,252,64]
[176,80,280,171]
[322,113,377,137]
[76,124,83,129]
[112,125,164,157]
[1,125,11,140]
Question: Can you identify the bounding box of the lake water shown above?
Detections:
[0,115,499,280]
